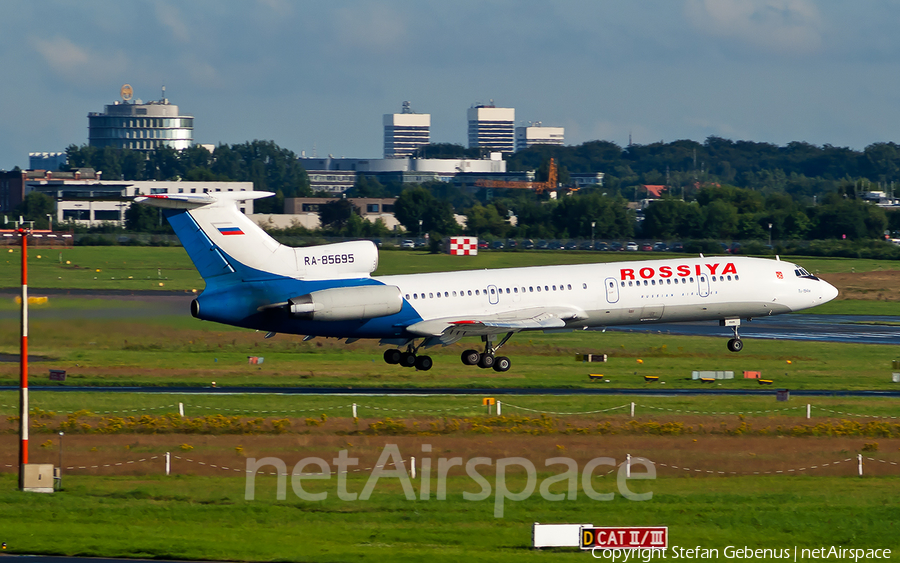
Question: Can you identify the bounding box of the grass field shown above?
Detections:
[0,247,898,561]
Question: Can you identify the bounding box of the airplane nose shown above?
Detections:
[822,281,839,303]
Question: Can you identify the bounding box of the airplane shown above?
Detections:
[136,191,839,372]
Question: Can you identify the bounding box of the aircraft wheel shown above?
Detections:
[399,351,417,367]
[415,355,433,371]
[384,349,402,365]
[727,338,743,353]
[461,349,481,366]
[478,354,495,369]
[492,356,511,372]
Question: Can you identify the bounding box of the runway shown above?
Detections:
[599,313,900,345]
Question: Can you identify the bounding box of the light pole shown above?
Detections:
[591,221,596,248]
[58,431,63,490]
[418,219,423,240]
[768,223,773,246]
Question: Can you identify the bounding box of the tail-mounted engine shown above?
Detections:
[288,285,403,321]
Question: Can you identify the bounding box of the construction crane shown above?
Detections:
[475,158,558,194]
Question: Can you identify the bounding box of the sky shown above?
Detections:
[2,1,900,170]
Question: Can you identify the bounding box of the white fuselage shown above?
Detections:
[378,256,837,330]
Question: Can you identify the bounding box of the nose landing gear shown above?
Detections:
[721,318,743,352]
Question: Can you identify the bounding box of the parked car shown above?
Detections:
[670,242,684,253]
[548,240,563,250]
[478,240,489,249]
[523,239,535,249]
[491,240,505,250]
[625,241,639,251]
[564,241,578,250]
[640,243,653,251]
[536,239,549,249]
[594,242,610,251]
[580,241,594,250]
[609,242,623,251]
[652,242,667,252]
[506,239,518,249]
[400,239,415,249]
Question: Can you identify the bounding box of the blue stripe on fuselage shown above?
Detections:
[193,250,423,339]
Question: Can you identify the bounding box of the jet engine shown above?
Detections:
[288,285,403,321]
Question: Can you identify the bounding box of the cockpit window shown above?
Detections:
[795,267,819,280]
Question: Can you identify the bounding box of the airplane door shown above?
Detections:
[697,273,710,297]
[487,284,500,305]
[604,277,619,304]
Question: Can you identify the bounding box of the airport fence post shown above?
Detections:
[165,452,170,476]
[352,403,357,418]
[631,402,635,417]
[626,453,631,478]
[497,401,501,416]
[178,403,184,417]
[858,454,863,477]
[410,456,416,480]
[807,404,810,419]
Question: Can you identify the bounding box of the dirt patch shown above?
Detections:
[2,415,896,478]
[820,271,900,301]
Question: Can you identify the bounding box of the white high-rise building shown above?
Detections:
[383,101,431,158]
[467,103,515,153]
[515,123,565,152]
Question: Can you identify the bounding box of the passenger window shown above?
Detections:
[544,286,549,291]
[529,287,534,292]
[567,284,572,290]
[643,280,648,286]
[490,288,495,294]
[552,285,557,291]
[651,280,656,285]
[476,290,480,296]
[628,281,633,286]
[506,288,510,294]
[690,277,694,282]
[727,275,732,281]
[452,291,457,297]
[445,292,449,297]
[583,283,587,289]
[413,294,418,299]
[467,290,472,296]
[429,293,433,298]
[537,286,541,292]
[514,287,518,293]
[621,281,625,287]
[735,275,740,280]
[666,279,671,284]
[405,294,410,300]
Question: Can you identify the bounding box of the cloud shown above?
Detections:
[685,0,823,55]
[30,36,90,71]
[333,3,408,55]
[155,3,190,43]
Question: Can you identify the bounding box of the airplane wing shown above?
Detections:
[405,306,587,345]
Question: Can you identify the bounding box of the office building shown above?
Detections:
[88,85,193,151]
[515,124,564,152]
[467,103,515,153]
[384,101,430,158]
[29,152,67,171]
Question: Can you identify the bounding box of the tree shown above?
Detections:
[15,192,55,229]
[125,202,162,232]
[318,199,357,232]
[393,186,457,234]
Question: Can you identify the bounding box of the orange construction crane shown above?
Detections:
[475,158,558,194]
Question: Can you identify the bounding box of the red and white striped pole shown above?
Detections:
[18,227,29,490]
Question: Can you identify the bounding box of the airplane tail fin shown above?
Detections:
[135,192,379,286]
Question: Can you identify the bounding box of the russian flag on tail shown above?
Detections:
[217,226,245,236]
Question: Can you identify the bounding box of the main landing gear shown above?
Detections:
[383,332,517,372]
[460,333,513,372]
[383,343,433,371]
[721,318,743,352]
